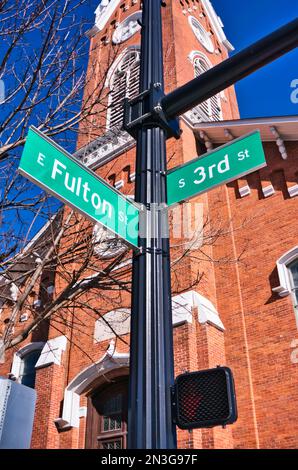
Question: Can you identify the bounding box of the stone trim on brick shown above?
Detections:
[94,308,130,343]
[87,0,122,37]
[173,290,225,331]
[35,336,67,369]
[60,341,129,428]
[93,291,223,344]
[11,341,45,380]
[200,0,234,51]
[272,246,298,297]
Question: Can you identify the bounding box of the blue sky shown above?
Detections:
[2,0,297,249]
[212,0,298,118]
[86,0,298,118]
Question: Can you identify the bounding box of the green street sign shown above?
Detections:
[167,131,267,206]
[18,127,140,248]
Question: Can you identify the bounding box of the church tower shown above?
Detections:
[77,0,239,165]
[68,1,298,451]
[75,0,241,309]
[71,0,240,449]
[3,0,298,451]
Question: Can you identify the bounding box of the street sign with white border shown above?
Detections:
[18,127,140,248]
[167,131,267,206]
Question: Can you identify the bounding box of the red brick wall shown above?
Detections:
[209,142,298,448]
[31,364,64,449]
[2,1,298,451]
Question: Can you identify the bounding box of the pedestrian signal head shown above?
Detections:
[173,367,237,430]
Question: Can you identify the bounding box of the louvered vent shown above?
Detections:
[108,51,140,130]
[193,57,222,122]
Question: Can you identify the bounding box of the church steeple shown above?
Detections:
[79,0,239,168]
[165,0,239,124]
[200,0,234,52]
[89,1,234,53]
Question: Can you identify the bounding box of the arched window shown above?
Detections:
[107,49,140,131]
[190,53,222,122]
[288,259,298,307]
[11,342,44,389]
[273,247,298,328]
[86,379,128,449]
[19,349,42,389]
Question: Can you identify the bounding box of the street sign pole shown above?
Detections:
[126,4,298,451]
[128,0,177,449]
[17,2,298,450]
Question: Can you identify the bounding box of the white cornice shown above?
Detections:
[87,0,122,37]
[201,0,234,52]
[75,129,135,170]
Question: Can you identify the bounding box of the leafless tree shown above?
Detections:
[0,198,251,361]
[0,1,249,364]
[0,0,113,158]
[0,0,128,360]
[0,0,120,264]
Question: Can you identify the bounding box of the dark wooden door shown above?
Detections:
[85,379,128,449]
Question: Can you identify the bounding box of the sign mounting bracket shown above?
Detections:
[123,82,181,140]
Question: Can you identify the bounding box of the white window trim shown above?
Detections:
[60,341,129,428]
[92,223,127,260]
[188,15,215,53]
[105,46,140,132]
[11,342,45,381]
[272,246,298,297]
[112,10,142,45]
[187,51,222,123]
[35,335,67,369]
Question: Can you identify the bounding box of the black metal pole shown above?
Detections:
[162,17,298,119]
[128,0,176,449]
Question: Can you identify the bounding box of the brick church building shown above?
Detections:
[1,0,298,449]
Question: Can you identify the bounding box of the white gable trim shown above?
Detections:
[87,0,122,37]
[201,0,234,51]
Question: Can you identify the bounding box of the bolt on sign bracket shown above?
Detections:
[123,82,181,140]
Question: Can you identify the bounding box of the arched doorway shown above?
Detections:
[85,377,128,449]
